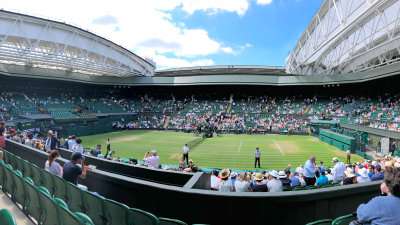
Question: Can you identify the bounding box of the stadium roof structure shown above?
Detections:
[0,9,154,77]
[286,0,400,76]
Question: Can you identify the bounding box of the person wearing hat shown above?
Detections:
[229,172,238,188]
[45,130,58,152]
[252,173,268,192]
[276,171,288,186]
[371,164,384,181]
[62,152,87,189]
[267,170,283,192]
[214,169,233,192]
[332,157,346,183]
[357,168,371,183]
[143,150,159,168]
[254,147,261,168]
[341,167,357,185]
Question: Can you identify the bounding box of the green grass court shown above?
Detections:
[81,130,363,170]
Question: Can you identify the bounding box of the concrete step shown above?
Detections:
[0,189,35,225]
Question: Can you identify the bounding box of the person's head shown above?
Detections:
[369,165,375,172]
[230,172,237,179]
[211,170,219,177]
[254,173,264,182]
[289,172,295,178]
[375,164,382,173]
[190,164,198,173]
[185,144,188,147]
[219,169,230,181]
[320,161,323,165]
[256,147,259,151]
[151,150,157,156]
[179,161,186,169]
[97,144,102,149]
[332,157,339,164]
[287,164,291,169]
[320,171,326,176]
[76,138,82,144]
[326,168,331,174]
[71,135,76,140]
[384,167,400,197]
[48,130,53,137]
[48,150,59,166]
[299,164,303,168]
[71,152,85,164]
[310,156,316,163]
[238,172,248,182]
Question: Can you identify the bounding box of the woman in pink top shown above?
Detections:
[45,150,63,176]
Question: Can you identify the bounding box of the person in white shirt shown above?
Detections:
[182,143,189,165]
[71,138,84,154]
[295,164,304,175]
[332,157,346,183]
[143,150,159,168]
[357,168,371,183]
[326,168,334,181]
[210,170,219,190]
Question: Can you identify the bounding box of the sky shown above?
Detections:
[2,0,323,69]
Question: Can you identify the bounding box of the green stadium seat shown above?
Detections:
[21,160,32,178]
[305,186,317,190]
[305,219,333,225]
[24,179,43,223]
[2,165,13,194]
[23,177,34,185]
[159,217,188,225]
[104,199,130,225]
[38,186,52,197]
[57,204,87,225]
[81,190,106,225]
[293,186,305,191]
[74,212,95,225]
[65,182,86,213]
[283,186,292,191]
[54,198,68,209]
[129,208,159,225]
[31,164,44,186]
[0,209,17,225]
[11,170,27,211]
[53,174,69,203]
[38,189,60,225]
[41,170,56,196]
[332,214,356,225]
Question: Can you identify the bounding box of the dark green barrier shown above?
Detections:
[319,129,356,152]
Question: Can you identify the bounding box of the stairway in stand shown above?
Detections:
[163,116,171,128]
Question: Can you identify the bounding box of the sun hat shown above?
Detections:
[278,171,287,179]
[254,173,264,181]
[219,169,231,179]
[270,170,279,178]
[344,168,355,178]
[332,157,339,162]
[48,130,53,135]
[359,168,369,178]
[230,172,238,178]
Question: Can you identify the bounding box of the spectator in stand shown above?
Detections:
[368,165,375,179]
[284,164,291,176]
[230,172,237,188]
[68,135,77,150]
[45,130,58,152]
[315,171,328,186]
[332,157,346,183]
[0,131,5,160]
[12,130,22,143]
[63,136,71,149]
[341,167,357,185]
[353,167,400,225]
[235,172,252,192]
[252,173,268,192]
[143,150,159,168]
[25,134,33,147]
[289,172,300,186]
[304,156,316,186]
[319,161,325,172]
[214,169,233,192]
[371,164,384,181]
[357,167,371,183]
[183,164,198,173]
[210,170,219,190]
[326,168,334,181]
[63,152,87,190]
[279,171,291,187]
[267,170,283,192]
[295,164,304,175]
[91,144,102,157]
[45,150,63,176]
[71,138,84,154]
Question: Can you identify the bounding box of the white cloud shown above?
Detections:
[1,0,259,68]
[245,43,252,47]
[257,0,273,5]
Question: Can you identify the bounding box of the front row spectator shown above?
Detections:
[341,167,357,185]
[45,150,63,177]
[279,171,291,186]
[63,152,87,190]
[235,172,252,192]
[214,169,233,192]
[357,168,371,183]
[371,164,384,181]
[267,170,283,192]
[143,150,159,168]
[91,144,102,157]
[252,173,268,192]
[352,167,400,225]
[315,171,328,186]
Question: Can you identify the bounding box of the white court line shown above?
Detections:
[238,140,243,152]
[273,139,285,156]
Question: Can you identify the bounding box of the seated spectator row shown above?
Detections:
[0,149,193,225]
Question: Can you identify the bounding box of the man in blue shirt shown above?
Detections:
[315,171,328,186]
[371,164,384,181]
[303,156,316,186]
[289,172,300,186]
[254,147,261,168]
[368,165,375,179]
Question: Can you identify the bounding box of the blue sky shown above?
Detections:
[3,0,323,69]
